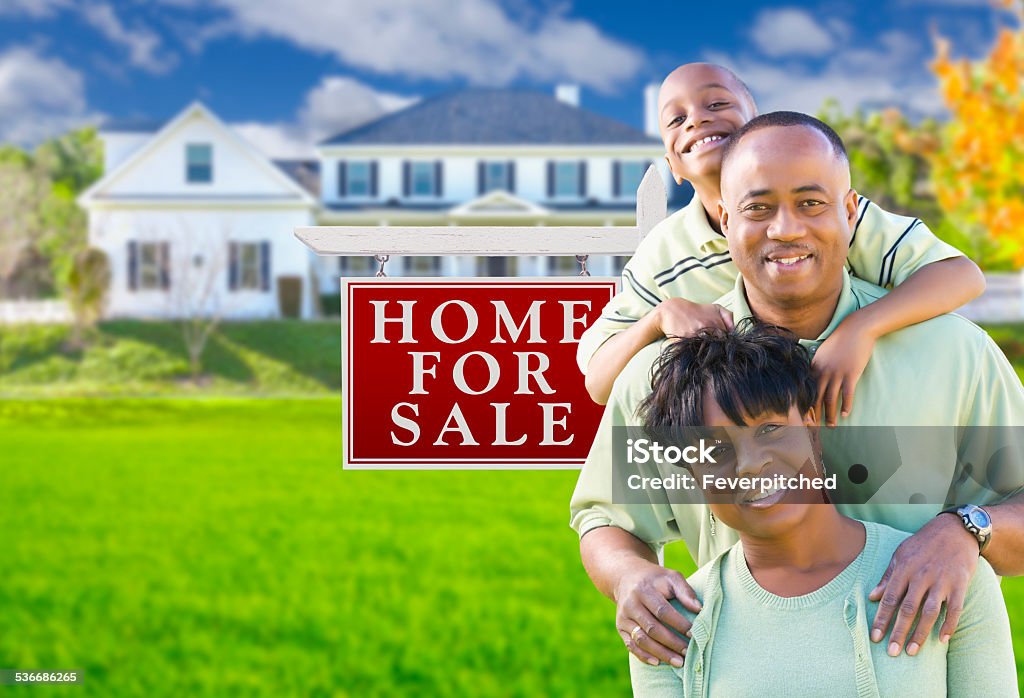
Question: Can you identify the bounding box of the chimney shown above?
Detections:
[644,83,659,137]
[555,84,580,108]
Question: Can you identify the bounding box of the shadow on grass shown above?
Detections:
[101,320,255,384]
[217,320,341,391]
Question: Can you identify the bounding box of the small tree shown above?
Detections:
[66,247,111,348]
[930,0,1024,268]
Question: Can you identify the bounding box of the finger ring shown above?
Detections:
[631,626,643,642]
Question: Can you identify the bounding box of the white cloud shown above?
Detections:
[707,28,944,119]
[163,0,645,93]
[80,2,177,74]
[0,46,100,146]
[232,76,417,159]
[750,8,838,58]
[0,0,69,18]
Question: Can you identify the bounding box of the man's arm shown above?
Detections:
[580,526,699,668]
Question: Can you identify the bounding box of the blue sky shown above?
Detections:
[0,0,1014,157]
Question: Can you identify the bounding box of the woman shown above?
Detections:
[631,324,1017,697]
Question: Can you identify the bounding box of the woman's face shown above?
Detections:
[695,390,824,539]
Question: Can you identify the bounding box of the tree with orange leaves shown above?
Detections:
[930,0,1024,268]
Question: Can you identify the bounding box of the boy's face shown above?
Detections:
[658,64,756,185]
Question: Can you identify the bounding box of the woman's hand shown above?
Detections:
[812,315,878,426]
[613,560,701,668]
[656,298,734,340]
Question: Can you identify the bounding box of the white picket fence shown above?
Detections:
[0,300,72,324]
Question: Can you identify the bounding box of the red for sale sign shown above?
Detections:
[342,278,617,469]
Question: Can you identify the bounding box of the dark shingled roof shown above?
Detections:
[274,159,320,197]
[321,89,659,146]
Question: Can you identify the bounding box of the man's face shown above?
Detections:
[658,64,756,185]
[719,125,859,310]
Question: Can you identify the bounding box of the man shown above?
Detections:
[570,111,1024,671]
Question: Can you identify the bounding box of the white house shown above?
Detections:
[78,102,318,320]
[314,86,670,288]
[79,86,683,319]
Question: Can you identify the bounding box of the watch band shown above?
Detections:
[940,505,992,552]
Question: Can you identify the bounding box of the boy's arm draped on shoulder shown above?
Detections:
[813,201,985,424]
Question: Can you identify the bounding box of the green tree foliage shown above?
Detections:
[0,127,103,298]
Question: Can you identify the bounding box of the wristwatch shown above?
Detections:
[942,504,993,553]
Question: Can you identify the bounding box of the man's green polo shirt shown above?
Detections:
[570,271,1024,566]
[576,194,964,374]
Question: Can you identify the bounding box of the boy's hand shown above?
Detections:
[812,316,877,426]
[655,298,733,340]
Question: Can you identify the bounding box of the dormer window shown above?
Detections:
[186,143,212,183]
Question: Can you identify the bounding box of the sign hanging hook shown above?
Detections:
[374,254,390,278]
[576,254,590,277]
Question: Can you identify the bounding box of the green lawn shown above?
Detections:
[1,398,1022,696]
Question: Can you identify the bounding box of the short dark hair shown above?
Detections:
[639,321,817,429]
[719,111,848,176]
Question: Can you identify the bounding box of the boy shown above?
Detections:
[579,63,984,425]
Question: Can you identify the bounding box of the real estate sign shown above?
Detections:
[342,278,616,468]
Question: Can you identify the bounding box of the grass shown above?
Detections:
[0,398,1022,696]
[0,321,341,396]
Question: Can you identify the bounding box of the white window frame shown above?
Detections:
[186,143,212,184]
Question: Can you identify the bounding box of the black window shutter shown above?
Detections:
[337,161,347,197]
[578,161,587,197]
[159,242,170,290]
[127,241,138,291]
[260,241,271,292]
[228,242,238,291]
[546,161,555,197]
[477,161,485,195]
[402,161,410,197]
[434,161,443,197]
[507,161,515,192]
[369,161,378,197]
[612,161,621,197]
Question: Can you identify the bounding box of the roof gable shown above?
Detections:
[321,89,658,147]
[80,102,314,206]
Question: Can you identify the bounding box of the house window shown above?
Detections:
[411,162,436,196]
[339,161,377,197]
[404,256,442,276]
[616,161,648,198]
[479,161,513,193]
[549,161,585,198]
[338,256,376,277]
[186,143,212,183]
[229,241,270,291]
[128,241,169,291]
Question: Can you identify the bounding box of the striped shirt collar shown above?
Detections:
[730,269,861,349]
[682,194,729,254]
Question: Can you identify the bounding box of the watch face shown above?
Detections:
[969,509,992,528]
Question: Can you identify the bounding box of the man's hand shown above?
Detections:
[868,513,979,656]
[812,315,877,426]
[613,560,702,668]
[656,298,733,340]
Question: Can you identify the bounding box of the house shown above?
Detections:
[79,86,680,320]
[314,85,668,289]
[78,103,318,320]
